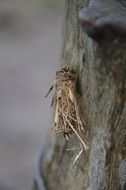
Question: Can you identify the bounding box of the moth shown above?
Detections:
[45,67,88,164]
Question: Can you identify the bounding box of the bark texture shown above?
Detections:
[33,0,126,190]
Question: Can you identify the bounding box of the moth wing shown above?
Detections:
[68,88,74,103]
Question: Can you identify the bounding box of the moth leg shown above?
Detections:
[70,88,85,132]
[59,100,68,137]
[50,96,54,107]
[67,119,88,150]
[74,103,84,132]
[63,89,70,134]
[66,147,80,151]
[53,97,59,134]
[73,145,84,165]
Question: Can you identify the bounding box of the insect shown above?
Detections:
[45,67,88,164]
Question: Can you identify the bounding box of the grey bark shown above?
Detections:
[33,0,126,190]
[79,0,126,41]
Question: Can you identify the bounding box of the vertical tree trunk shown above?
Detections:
[33,1,126,190]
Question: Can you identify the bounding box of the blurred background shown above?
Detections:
[0,0,64,189]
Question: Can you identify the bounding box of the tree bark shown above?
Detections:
[33,0,126,190]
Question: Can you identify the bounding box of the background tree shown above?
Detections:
[33,0,126,189]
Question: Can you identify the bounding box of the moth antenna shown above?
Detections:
[45,85,53,97]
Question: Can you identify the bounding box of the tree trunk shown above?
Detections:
[33,0,126,190]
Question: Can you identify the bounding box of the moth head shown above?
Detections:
[56,67,76,81]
